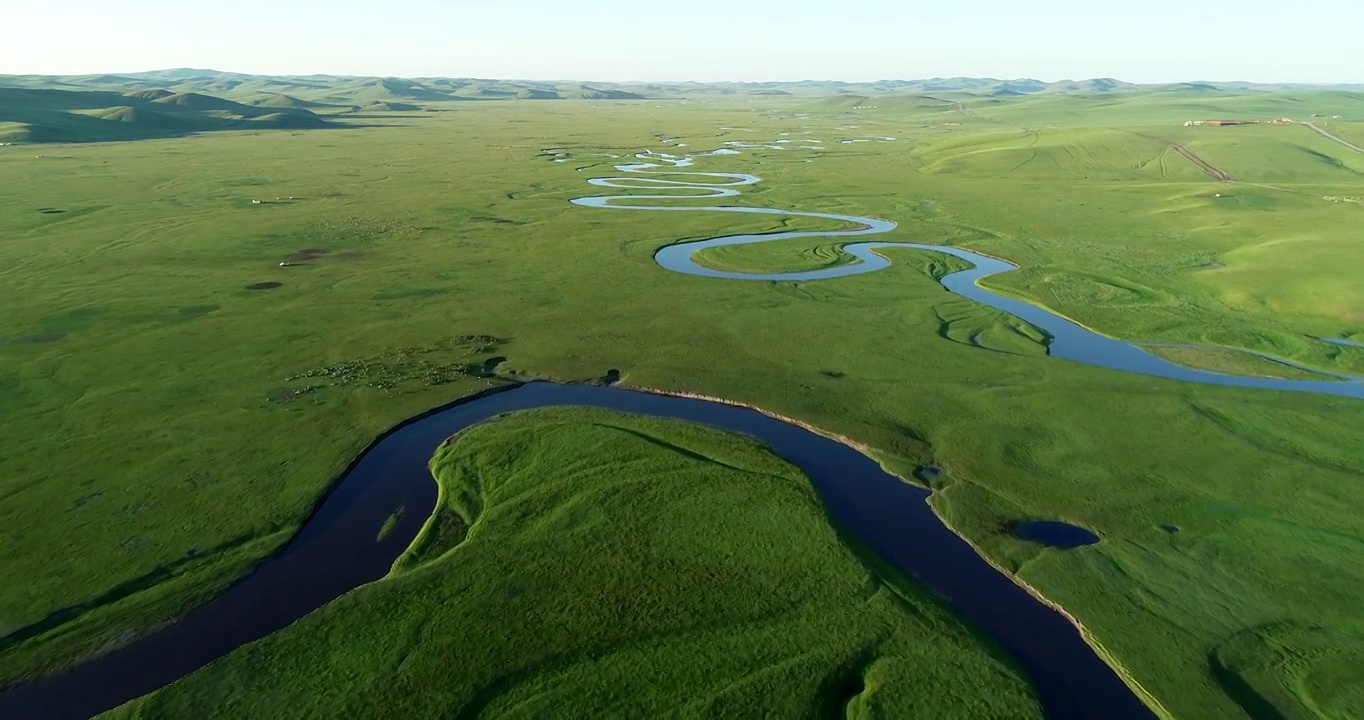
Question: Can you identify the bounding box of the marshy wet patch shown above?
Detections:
[245,282,283,291]
[916,465,944,483]
[480,356,507,376]
[1011,520,1100,549]
[176,305,220,320]
[14,333,66,345]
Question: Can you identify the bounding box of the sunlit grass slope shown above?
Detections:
[912,127,1210,181]
[106,408,1041,719]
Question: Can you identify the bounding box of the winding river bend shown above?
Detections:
[10,142,1358,719]
[572,147,1364,400]
[0,383,1155,720]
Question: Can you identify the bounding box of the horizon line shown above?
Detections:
[5,68,1363,87]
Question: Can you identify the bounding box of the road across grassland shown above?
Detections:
[1304,122,1364,153]
[1128,132,1235,182]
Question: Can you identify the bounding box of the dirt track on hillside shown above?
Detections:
[1129,132,1234,182]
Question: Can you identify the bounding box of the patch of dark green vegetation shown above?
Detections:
[0,532,272,663]
[375,507,403,542]
[1209,623,1364,720]
[394,507,468,571]
[12,333,66,345]
[265,216,423,249]
[174,305,219,320]
[286,335,508,391]
[266,385,318,404]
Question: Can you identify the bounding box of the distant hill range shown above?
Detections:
[7,68,1364,100]
[3,68,1362,144]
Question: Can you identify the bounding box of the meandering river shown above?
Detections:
[572,147,1364,400]
[0,383,1155,720]
[13,140,1356,719]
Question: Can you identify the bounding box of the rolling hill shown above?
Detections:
[0,85,333,143]
[4,69,1363,145]
[6,68,1362,109]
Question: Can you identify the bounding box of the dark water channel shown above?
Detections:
[0,382,1154,719]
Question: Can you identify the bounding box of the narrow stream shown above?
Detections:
[571,147,1364,400]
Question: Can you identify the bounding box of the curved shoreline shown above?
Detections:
[8,141,1350,719]
[572,148,1364,400]
[0,381,1158,719]
[632,383,1176,719]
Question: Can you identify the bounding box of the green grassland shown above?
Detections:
[106,407,1041,719]
[2,86,1364,719]
[1141,345,1337,381]
[1319,120,1364,148]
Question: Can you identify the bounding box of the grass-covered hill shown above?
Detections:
[6,68,1364,144]
[0,86,330,143]
[5,68,1363,108]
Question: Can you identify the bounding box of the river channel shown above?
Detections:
[572,146,1364,400]
[14,140,1348,719]
[0,383,1156,719]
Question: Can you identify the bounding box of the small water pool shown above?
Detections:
[1012,521,1101,549]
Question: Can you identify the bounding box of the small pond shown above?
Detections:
[1013,521,1101,549]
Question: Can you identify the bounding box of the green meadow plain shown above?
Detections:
[1,81,1363,719]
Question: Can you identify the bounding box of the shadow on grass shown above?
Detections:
[0,87,388,145]
[1208,653,1290,720]
[396,507,469,571]
[594,423,761,476]
[817,646,876,718]
[0,533,262,659]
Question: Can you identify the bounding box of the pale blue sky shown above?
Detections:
[6,0,1361,83]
